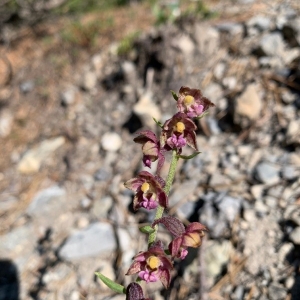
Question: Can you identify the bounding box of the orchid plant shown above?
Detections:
[96,86,215,299]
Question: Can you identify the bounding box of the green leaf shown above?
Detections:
[195,111,209,120]
[177,152,201,160]
[95,272,126,294]
[153,117,163,128]
[170,90,178,101]
[139,225,155,234]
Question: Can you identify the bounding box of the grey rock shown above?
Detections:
[289,227,300,245]
[216,22,244,36]
[268,284,287,300]
[91,196,113,219]
[232,285,244,300]
[172,34,195,56]
[17,137,65,174]
[254,162,280,185]
[94,168,112,182]
[206,117,221,135]
[101,132,122,152]
[259,32,285,57]
[59,222,116,260]
[27,185,66,219]
[203,82,223,101]
[194,24,220,56]
[0,224,35,271]
[177,201,196,220]
[286,120,300,144]
[281,165,297,180]
[216,195,242,222]
[20,80,34,93]
[281,89,297,104]
[247,16,271,31]
[60,86,78,106]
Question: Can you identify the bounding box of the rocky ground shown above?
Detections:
[0,0,300,300]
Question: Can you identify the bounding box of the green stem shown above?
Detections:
[148,150,179,246]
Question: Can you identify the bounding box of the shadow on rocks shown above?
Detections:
[0,260,19,300]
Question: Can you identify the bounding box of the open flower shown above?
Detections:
[133,130,165,173]
[124,171,168,210]
[160,112,198,152]
[177,86,215,118]
[168,222,207,259]
[152,216,207,260]
[126,282,151,300]
[126,241,173,289]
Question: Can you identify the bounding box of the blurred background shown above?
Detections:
[0,0,300,299]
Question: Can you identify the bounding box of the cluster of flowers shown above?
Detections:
[123,87,215,299]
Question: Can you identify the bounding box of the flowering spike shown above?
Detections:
[152,216,185,237]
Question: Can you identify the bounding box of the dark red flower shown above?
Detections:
[126,241,173,289]
[126,282,151,300]
[133,130,165,173]
[124,171,168,210]
[153,216,207,259]
[177,86,215,118]
[160,112,198,152]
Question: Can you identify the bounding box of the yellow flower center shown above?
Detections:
[147,256,160,270]
[141,182,150,193]
[175,122,185,133]
[184,95,194,106]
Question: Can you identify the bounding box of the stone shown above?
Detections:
[194,24,220,55]
[268,284,287,300]
[254,162,280,185]
[133,91,161,128]
[250,184,264,200]
[216,195,242,222]
[234,83,263,124]
[206,117,221,135]
[259,33,285,57]
[20,80,34,93]
[0,109,13,137]
[101,132,122,152]
[27,185,66,220]
[247,16,271,31]
[60,86,79,106]
[91,196,113,219]
[203,83,223,101]
[281,165,297,180]
[173,34,195,56]
[204,240,233,284]
[286,120,300,144]
[216,22,244,36]
[59,222,116,260]
[289,227,300,245]
[17,137,65,174]
[81,70,97,90]
[0,224,36,272]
